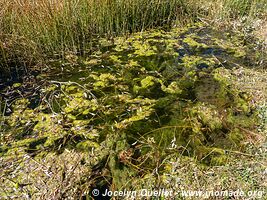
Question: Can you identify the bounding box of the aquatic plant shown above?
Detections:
[1,24,265,198]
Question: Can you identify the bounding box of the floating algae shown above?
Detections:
[0,23,264,197]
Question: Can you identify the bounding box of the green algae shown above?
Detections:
[1,24,258,160]
[0,23,263,196]
[183,35,208,49]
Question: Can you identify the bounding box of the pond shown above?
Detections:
[0,22,265,198]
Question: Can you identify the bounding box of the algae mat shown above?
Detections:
[0,23,266,199]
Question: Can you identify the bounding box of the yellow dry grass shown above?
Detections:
[232,67,267,104]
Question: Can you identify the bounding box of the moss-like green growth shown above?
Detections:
[183,35,208,49]
[0,23,263,197]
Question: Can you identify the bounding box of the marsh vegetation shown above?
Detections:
[0,0,266,199]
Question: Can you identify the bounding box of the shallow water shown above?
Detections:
[0,23,264,169]
[1,23,266,199]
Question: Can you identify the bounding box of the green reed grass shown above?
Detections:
[0,0,182,55]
